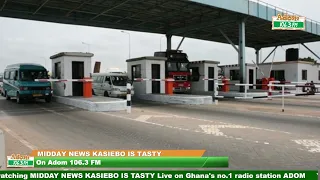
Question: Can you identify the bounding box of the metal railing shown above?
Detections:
[249,0,320,25]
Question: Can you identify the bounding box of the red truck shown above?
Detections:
[154,50,191,93]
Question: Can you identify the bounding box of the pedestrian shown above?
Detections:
[310,81,316,94]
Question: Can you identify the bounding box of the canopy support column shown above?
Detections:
[166,34,172,51]
[238,19,246,92]
[255,48,260,80]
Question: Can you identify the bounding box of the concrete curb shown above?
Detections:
[136,94,212,105]
[53,96,127,112]
[0,129,5,169]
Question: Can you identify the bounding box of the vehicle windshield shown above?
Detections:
[20,70,48,81]
[166,62,178,71]
[111,76,128,86]
[178,62,189,72]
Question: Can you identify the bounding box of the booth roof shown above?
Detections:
[50,52,94,59]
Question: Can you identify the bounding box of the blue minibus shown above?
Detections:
[3,63,52,103]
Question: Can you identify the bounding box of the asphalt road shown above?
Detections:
[0,96,319,170]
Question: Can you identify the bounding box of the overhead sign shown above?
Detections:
[272,14,305,30]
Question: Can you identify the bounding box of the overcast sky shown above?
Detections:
[0,0,320,73]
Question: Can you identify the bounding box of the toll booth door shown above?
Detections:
[249,69,254,89]
[208,67,214,91]
[72,61,84,96]
[151,64,161,94]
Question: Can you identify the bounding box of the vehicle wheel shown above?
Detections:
[45,96,52,103]
[5,92,10,100]
[16,92,22,104]
[104,91,109,97]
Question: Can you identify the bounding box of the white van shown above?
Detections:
[91,73,134,98]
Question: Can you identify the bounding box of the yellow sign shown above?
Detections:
[276,14,300,21]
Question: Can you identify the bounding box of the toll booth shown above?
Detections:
[50,52,93,96]
[189,60,220,93]
[126,57,166,95]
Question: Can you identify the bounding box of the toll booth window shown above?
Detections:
[55,62,61,79]
[190,67,200,81]
[230,70,240,80]
[167,62,178,71]
[302,70,307,80]
[270,70,285,81]
[132,65,141,78]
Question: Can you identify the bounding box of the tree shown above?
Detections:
[298,57,316,63]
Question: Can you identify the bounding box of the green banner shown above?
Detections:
[33,157,228,168]
[0,170,317,180]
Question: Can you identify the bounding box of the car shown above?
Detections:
[91,72,134,98]
[3,63,52,103]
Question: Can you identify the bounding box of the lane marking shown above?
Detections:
[101,112,270,145]
[0,110,38,151]
[135,115,153,122]
[0,123,37,150]
[133,107,292,135]
[293,139,320,153]
[135,115,174,122]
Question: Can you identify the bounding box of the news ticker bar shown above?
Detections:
[0,170,317,180]
[7,157,228,168]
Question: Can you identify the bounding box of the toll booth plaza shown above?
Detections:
[49,52,126,112]
[1,0,317,110]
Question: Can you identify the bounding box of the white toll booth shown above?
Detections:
[189,60,220,94]
[50,52,93,96]
[126,57,166,95]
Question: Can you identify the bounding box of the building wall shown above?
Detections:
[127,59,165,95]
[189,64,205,92]
[204,64,219,91]
[145,60,165,94]
[220,65,256,91]
[257,63,299,82]
[297,63,320,83]
[51,56,92,96]
[127,60,147,95]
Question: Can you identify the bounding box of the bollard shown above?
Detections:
[126,82,132,113]
[212,79,218,105]
[83,77,92,98]
[268,81,272,100]
[0,129,5,169]
[281,85,285,112]
[244,85,248,98]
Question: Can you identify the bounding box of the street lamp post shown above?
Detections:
[82,42,90,53]
[121,31,131,59]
